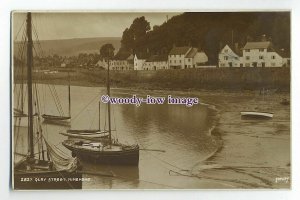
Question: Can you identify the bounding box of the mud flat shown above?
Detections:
[193,90,291,188]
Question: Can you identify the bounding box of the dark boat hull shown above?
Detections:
[14,170,82,190]
[42,114,71,121]
[63,143,139,166]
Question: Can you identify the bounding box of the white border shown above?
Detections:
[1,0,299,200]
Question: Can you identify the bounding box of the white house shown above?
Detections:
[168,47,208,69]
[95,53,134,71]
[168,47,190,69]
[142,55,168,70]
[186,48,208,68]
[134,54,147,70]
[95,60,107,69]
[241,41,289,67]
[218,44,241,67]
[110,53,134,70]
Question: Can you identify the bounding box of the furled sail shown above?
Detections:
[43,136,78,172]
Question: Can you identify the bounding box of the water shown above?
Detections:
[14,84,220,189]
[14,84,290,189]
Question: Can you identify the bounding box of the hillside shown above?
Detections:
[14,37,121,57]
[120,12,290,65]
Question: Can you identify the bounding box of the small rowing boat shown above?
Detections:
[240,111,273,120]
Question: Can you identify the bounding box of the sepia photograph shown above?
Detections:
[11,11,290,190]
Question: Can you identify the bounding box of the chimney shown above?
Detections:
[219,42,223,51]
[234,42,239,53]
[261,34,267,42]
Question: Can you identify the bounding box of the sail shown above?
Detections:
[43,136,78,172]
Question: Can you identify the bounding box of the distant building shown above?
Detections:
[60,62,66,68]
[168,47,208,69]
[110,53,134,70]
[95,60,107,69]
[218,44,242,67]
[143,55,168,70]
[96,53,134,70]
[134,54,148,70]
[241,41,290,67]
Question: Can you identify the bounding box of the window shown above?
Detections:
[224,56,228,60]
[240,64,243,67]
[259,49,264,52]
[246,56,250,60]
[225,49,228,53]
[259,56,264,59]
[245,49,250,52]
[179,60,181,63]
[246,63,250,67]
[271,55,276,59]
[188,58,191,62]
[170,60,172,63]
[271,63,276,67]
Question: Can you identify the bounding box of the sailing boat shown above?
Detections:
[60,100,110,140]
[13,12,82,189]
[62,51,139,165]
[42,73,71,123]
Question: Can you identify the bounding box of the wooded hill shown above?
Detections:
[119,12,290,64]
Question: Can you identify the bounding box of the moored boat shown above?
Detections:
[62,45,139,165]
[62,139,139,165]
[13,12,82,190]
[240,111,273,119]
[60,130,109,140]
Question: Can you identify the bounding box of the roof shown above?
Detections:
[114,51,132,60]
[243,41,271,50]
[169,47,191,55]
[135,53,150,60]
[243,41,290,58]
[185,48,198,58]
[221,44,242,56]
[146,55,168,62]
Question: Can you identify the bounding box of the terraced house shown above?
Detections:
[241,41,290,67]
[219,41,290,68]
[142,55,168,70]
[168,46,208,69]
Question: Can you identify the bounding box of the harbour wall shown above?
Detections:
[14,67,290,91]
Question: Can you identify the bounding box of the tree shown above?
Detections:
[121,28,134,50]
[100,43,115,60]
[120,16,151,53]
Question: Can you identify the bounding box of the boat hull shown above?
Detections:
[241,111,273,120]
[63,142,139,166]
[42,114,71,122]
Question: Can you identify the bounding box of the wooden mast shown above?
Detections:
[26,12,34,158]
[68,72,71,117]
[98,101,101,131]
[107,58,112,145]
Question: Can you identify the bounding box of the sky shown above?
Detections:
[12,12,181,41]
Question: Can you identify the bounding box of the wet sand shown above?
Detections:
[195,90,291,188]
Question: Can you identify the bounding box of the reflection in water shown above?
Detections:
[14,84,219,189]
